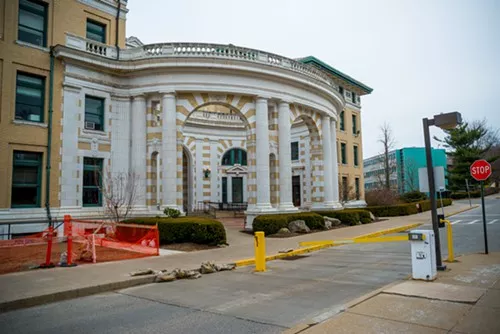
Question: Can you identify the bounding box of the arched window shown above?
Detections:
[222,148,247,166]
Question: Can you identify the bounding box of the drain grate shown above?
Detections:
[280,255,310,261]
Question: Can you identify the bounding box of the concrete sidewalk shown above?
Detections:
[297,252,500,334]
[0,201,471,312]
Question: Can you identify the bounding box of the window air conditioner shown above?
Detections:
[85,121,95,130]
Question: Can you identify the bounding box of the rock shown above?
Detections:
[288,220,310,233]
[278,227,291,234]
[323,216,341,227]
[279,248,294,253]
[155,272,176,282]
[59,252,67,265]
[130,268,155,276]
[215,263,236,271]
[369,212,376,221]
[218,243,229,248]
[200,262,217,274]
[173,268,201,279]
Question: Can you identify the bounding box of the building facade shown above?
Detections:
[364,147,447,194]
[0,0,372,234]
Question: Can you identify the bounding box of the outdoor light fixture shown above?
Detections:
[203,167,211,178]
[422,111,462,271]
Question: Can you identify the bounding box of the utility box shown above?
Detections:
[409,230,437,281]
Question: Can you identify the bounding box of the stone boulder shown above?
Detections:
[288,220,310,233]
[215,263,236,271]
[155,272,177,282]
[278,227,291,234]
[369,212,376,222]
[323,216,341,229]
[200,262,217,274]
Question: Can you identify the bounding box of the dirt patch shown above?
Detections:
[161,243,219,252]
[0,243,152,275]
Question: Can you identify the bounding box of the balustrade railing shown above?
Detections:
[64,34,339,91]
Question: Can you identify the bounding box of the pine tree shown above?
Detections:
[435,121,498,192]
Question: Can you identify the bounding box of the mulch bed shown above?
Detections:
[0,243,152,275]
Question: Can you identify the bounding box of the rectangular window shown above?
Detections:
[341,143,347,164]
[342,176,348,201]
[84,96,105,131]
[86,19,106,43]
[83,157,103,207]
[16,72,45,122]
[18,0,47,47]
[12,151,42,208]
[339,111,345,131]
[291,141,299,161]
[353,145,359,166]
[352,114,357,135]
[355,177,360,200]
[352,92,357,103]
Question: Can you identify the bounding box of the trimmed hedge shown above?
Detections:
[366,199,453,217]
[315,209,372,226]
[253,212,324,235]
[400,191,428,203]
[122,217,226,245]
[451,187,499,199]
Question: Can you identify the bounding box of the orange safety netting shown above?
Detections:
[0,226,64,248]
[68,217,160,259]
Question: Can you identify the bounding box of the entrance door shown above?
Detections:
[222,177,228,204]
[292,175,301,207]
[232,177,243,203]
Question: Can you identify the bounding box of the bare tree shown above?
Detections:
[403,158,419,192]
[378,122,396,190]
[99,170,141,223]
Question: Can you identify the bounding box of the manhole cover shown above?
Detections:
[280,255,310,261]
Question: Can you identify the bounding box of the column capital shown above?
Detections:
[255,96,269,104]
[131,94,146,101]
[322,114,332,122]
[160,91,176,98]
[277,100,290,109]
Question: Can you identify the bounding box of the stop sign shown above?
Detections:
[470,159,492,181]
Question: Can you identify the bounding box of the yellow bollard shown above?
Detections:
[254,231,266,272]
[443,220,455,262]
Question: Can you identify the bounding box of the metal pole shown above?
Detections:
[465,179,472,208]
[423,118,445,270]
[480,181,489,254]
[439,189,445,217]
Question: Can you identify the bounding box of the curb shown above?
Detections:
[445,205,479,218]
[353,223,422,240]
[0,275,155,313]
[234,222,422,268]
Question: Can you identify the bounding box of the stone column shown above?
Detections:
[278,101,297,211]
[195,138,203,204]
[131,95,147,207]
[161,92,178,209]
[210,140,218,203]
[304,136,312,206]
[255,97,273,211]
[322,115,335,206]
[330,118,341,208]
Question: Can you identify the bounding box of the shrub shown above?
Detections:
[365,189,399,206]
[164,207,181,218]
[400,191,428,203]
[451,188,499,199]
[253,212,324,235]
[366,199,453,217]
[122,217,226,245]
[316,209,371,225]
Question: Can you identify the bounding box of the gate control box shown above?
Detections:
[409,230,437,281]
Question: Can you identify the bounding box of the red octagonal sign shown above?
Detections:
[470,159,492,181]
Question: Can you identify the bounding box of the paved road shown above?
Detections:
[2,197,498,333]
[0,242,412,333]
[423,197,500,257]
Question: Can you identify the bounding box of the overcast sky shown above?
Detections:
[126,0,500,158]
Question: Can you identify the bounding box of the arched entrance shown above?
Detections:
[182,146,193,213]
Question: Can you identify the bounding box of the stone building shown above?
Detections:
[0,0,372,235]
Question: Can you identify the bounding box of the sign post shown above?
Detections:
[470,159,492,255]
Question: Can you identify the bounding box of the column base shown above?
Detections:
[278,202,299,212]
[343,200,367,208]
[311,201,343,210]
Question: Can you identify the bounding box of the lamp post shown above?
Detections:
[422,111,462,271]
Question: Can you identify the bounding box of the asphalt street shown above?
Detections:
[1,196,498,333]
